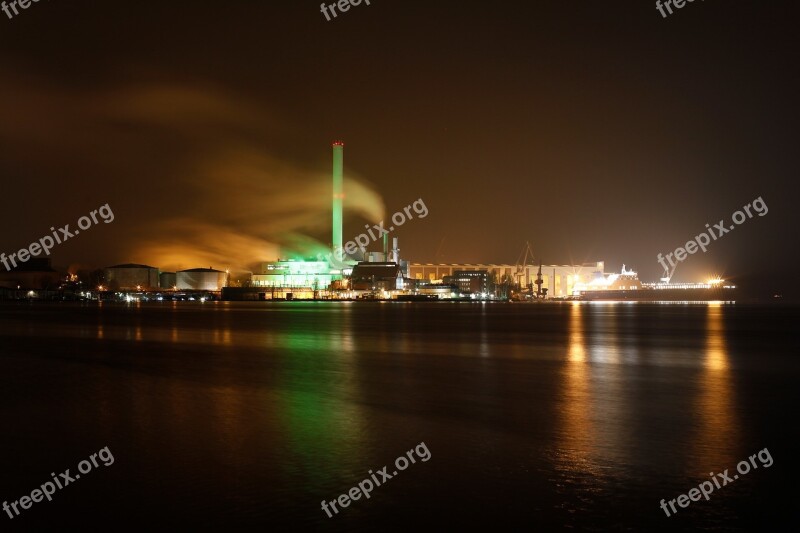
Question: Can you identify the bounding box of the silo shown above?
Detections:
[105,264,159,291]
[159,272,177,289]
[176,268,228,291]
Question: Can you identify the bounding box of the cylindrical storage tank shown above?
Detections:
[159,272,177,289]
[105,264,159,291]
[176,268,228,291]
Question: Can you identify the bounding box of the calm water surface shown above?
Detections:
[1,301,798,530]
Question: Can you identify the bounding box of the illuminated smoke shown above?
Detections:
[0,72,384,271]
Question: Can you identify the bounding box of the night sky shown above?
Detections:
[1,1,796,296]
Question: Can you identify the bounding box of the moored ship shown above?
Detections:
[574,265,737,302]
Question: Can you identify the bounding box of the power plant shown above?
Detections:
[220,141,601,301]
[2,141,610,302]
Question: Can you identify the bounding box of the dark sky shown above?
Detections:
[0,1,797,295]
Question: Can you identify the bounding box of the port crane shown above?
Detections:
[660,261,678,284]
[513,242,547,299]
[514,241,535,290]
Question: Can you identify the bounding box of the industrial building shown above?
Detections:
[350,262,406,292]
[407,262,606,298]
[176,268,228,291]
[444,270,491,295]
[105,264,160,291]
[0,258,62,291]
[252,260,337,290]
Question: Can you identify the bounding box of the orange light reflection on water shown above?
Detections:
[688,303,739,471]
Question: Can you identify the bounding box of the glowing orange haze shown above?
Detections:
[0,75,385,272]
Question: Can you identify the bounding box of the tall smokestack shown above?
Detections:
[332,141,344,259]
